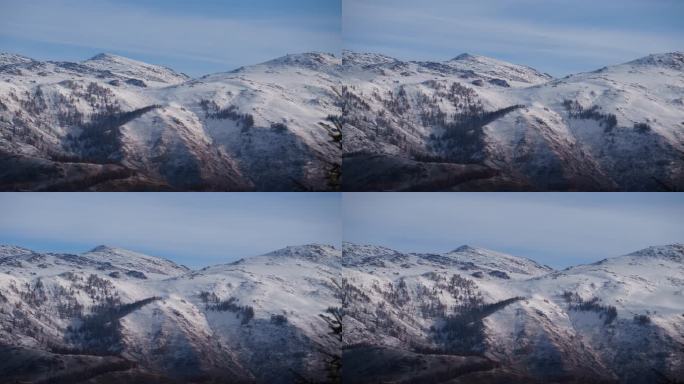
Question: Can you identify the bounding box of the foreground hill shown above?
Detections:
[342,51,684,191]
[0,52,342,191]
[0,244,343,383]
[342,243,684,383]
[2,50,681,191]
[1,243,682,383]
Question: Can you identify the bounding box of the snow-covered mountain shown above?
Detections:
[0,52,341,191]
[3,50,680,192]
[3,50,679,191]
[0,243,343,383]
[342,51,684,191]
[1,242,682,383]
[341,242,684,384]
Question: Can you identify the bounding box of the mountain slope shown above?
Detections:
[1,243,682,383]
[0,52,342,191]
[83,53,191,86]
[342,243,684,383]
[342,51,684,191]
[0,244,344,383]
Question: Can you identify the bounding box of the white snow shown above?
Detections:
[0,52,342,191]
[1,242,682,381]
[342,50,684,191]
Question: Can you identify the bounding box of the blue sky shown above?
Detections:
[0,193,341,268]
[0,0,341,77]
[3,1,680,77]
[343,0,684,76]
[343,193,684,269]
[1,193,682,269]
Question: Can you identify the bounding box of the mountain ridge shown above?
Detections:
[0,51,342,191]
[0,242,682,383]
[2,50,681,191]
[342,50,684,191]
[342,242,684,383]
[2,241,680,271]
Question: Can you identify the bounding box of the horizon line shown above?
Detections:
[3,240,680,271]
[3,49,681,79]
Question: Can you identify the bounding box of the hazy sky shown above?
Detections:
[3,1,681,77]
[343,0,684,76]
[343,193,684,269]
[0,0,341,76]
[1,193,682,269]
[0,193,341,268]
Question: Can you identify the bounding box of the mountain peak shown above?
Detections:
[263,244,339,260]
[342,242,398,254]
[0,244,35,258]
[83,52,190,84]
[83,246,189,276]
[341,242,411,267]
[627,52,684,70]
[450,244,482,253]
[626,244,684,262]
[449,245,515,256]
[85,53,145,66]
[0,52,34,66]
[451,53,479,61]
[89,244,118,253]
[444,53,553,84]
[449,53,502,64]
[342,50,401,67]
[83,52,150,67]
[88,52,119,61]
[445,245,553,276]
[260,52,340,70]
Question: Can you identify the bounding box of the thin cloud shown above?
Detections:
[342,193,684,269]
[343,0,684,76]
[0,193,342,268]
[0,0,341,75]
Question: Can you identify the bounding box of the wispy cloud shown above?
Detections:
[343,0,684,76]
[0,0,341,75]
[0,193,341,268]
[343,193,684,268]
[1,193,681,269]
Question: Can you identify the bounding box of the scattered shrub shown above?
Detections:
[270,314,288,325]
[70,296,160,355]
[634,122,651,133]
[200,292,255,325]
[488,270,510,279]
[125,270,147,279]
[563,291,617,325]
[488,78,510,87]
[562,99,618,131]
[77,105,161,162]
[199,100,254,130]
[437,296,523,354]
[124,79,146,87]
[271,122,288,132]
